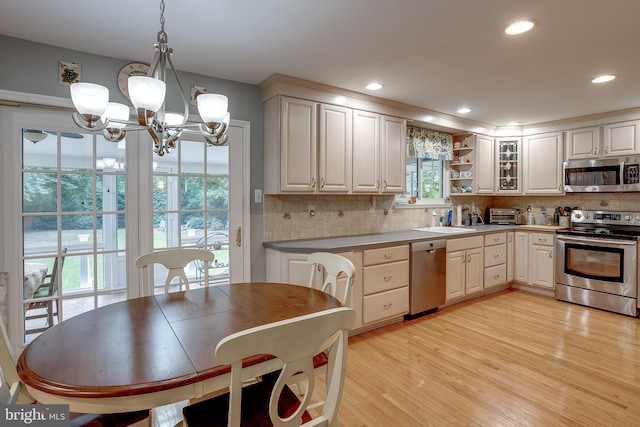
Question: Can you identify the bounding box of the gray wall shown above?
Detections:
[0,35,266,280]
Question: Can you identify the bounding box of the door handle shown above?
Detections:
[235,226,242,247]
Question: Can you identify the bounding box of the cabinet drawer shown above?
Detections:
[531,233,554,246]
[363,260,409,295]
[484,244,506,267]
[363,245,409,266]
[362,286,409,324]
[447,236,483,252]
[484,264,506,287]
[484,232,506,246]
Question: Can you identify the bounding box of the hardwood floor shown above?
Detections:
[154,289,640,426]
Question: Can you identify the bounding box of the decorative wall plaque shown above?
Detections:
[58,60,81,86]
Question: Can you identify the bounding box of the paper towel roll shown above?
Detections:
[456,205,462,226]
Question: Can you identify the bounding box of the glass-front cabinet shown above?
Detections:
[496,138,521,193]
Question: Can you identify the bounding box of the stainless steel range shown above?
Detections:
[556,210,640,317]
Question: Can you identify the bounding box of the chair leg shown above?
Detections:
[46,300,53,327]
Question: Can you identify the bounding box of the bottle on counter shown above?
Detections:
[526,205,534,225]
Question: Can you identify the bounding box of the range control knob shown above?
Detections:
[635,215,640,222]
[624,215,632,222]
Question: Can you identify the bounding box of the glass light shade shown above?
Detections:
[102,157,117,168]
[101,102,130,129]
[164,112,184,126]
[128,76,166,112]
[197,94,228,123]
[70,83,109,116]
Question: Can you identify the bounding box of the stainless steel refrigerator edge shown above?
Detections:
[408,239,447,317]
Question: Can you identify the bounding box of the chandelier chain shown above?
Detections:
[158,0,167,43]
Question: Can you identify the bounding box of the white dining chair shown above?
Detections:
[136,248,214,295]
[182,306,355,427]
[0,317,150,426]
[307,252,356,307]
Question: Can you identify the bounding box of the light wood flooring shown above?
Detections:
[154,289,640,426]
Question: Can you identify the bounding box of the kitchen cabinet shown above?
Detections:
[495,138,522,194]
[483,232,507,288]
[513,230,555,289]
[265,245,409,333]
[566,121,640,160]
[362,245,409,324]
[514,231,528,283]
[446,236,483,300]
[352,111,406,194]
[528,232,555,289]
[506,231,514,283]
[474,135,495,194]
[263,96,351,194]
[523,132,563,194]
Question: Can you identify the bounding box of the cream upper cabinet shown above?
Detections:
[495,138,522,194]
[352,110,381,192]
[603,121,640,157]
[566,121,640,160]
[318,104,352,192]
[523,132,563,194]
[264,96,352,194]
[353,112,406,194]
[474,135,494,194]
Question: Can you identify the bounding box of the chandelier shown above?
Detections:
[69,0,229,156]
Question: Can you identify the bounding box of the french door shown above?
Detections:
[5,106,250,344]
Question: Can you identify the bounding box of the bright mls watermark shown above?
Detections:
[2,405,69,426]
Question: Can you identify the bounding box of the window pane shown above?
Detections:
[207,177,229,210]
[23,129,56,169]
[421,160,443,198]
[181,139,205,174]
[23,216,57,256]
[181,177,204,210]
[23,173,57,213]
[60,132,93,170]
[61,173,93,212]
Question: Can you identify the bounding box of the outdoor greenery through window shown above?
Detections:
[406,156,446,201]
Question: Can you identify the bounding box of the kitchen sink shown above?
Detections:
[414,227,476,234]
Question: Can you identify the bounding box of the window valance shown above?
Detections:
[406,126,453,161]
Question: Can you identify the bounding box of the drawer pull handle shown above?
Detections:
[383,303,393,310]
[494,274,500,279]
[384,275,392,281]
[384,254,392,259]
[494,254,499,259]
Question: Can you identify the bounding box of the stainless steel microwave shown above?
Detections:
[563,157,640,192]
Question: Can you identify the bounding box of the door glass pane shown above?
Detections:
[22,128,128,343]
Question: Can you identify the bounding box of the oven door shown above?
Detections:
[556,234,637,297]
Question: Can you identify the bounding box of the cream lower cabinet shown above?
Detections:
[483,232,507,288]
[513,230,555,289]
[506,231,514,282]
[528,232,555,289]
[362,245,409,325]
[446,236,483,300]
[266,245,409,333]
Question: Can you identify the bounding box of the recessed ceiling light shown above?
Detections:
[507,122,521,126]
[366,82,383,91]
[457,107,471,114]
[505,20,536,35]
[592,75,616,84]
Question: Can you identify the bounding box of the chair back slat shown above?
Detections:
[307,252,356,307]
[136,248,215,295]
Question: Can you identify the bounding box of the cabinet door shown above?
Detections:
[566,127,599,160]
[604,121,640,157]
[475,135,494,194]
[514,232,528,283]
[529,245,555,288]
[280,97,317,192]
[352,110,381,193]
[524,132,563,194]
[318,104,352,192]
[496,138,522,194]
[465,247,484,294]
[445,250,465,300]
[381,115,406,193]
[506,232,514,282]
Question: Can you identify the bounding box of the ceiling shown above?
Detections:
[3,0,640,128]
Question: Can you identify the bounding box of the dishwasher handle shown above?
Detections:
[411,239,447,252]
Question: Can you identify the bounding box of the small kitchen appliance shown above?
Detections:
[489,208,521,225]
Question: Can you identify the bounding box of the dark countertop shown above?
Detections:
[263,224,527,253]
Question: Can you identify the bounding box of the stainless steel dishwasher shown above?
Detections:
[407,239,447,318]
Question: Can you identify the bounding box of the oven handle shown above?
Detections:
[556,235,638,246]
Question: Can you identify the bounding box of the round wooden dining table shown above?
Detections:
[17,282,342,413]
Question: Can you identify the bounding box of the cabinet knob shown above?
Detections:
[384,254,392,259]
[384,275,392,281]
[383,303,393,310]
[383,180,388,189]
[311,177,316,189]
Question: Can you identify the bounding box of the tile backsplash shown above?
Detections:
[264,193,640,242]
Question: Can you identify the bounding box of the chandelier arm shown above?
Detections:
[102,128,126,142]
[72,112,107,132]
[165,53,190,124]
